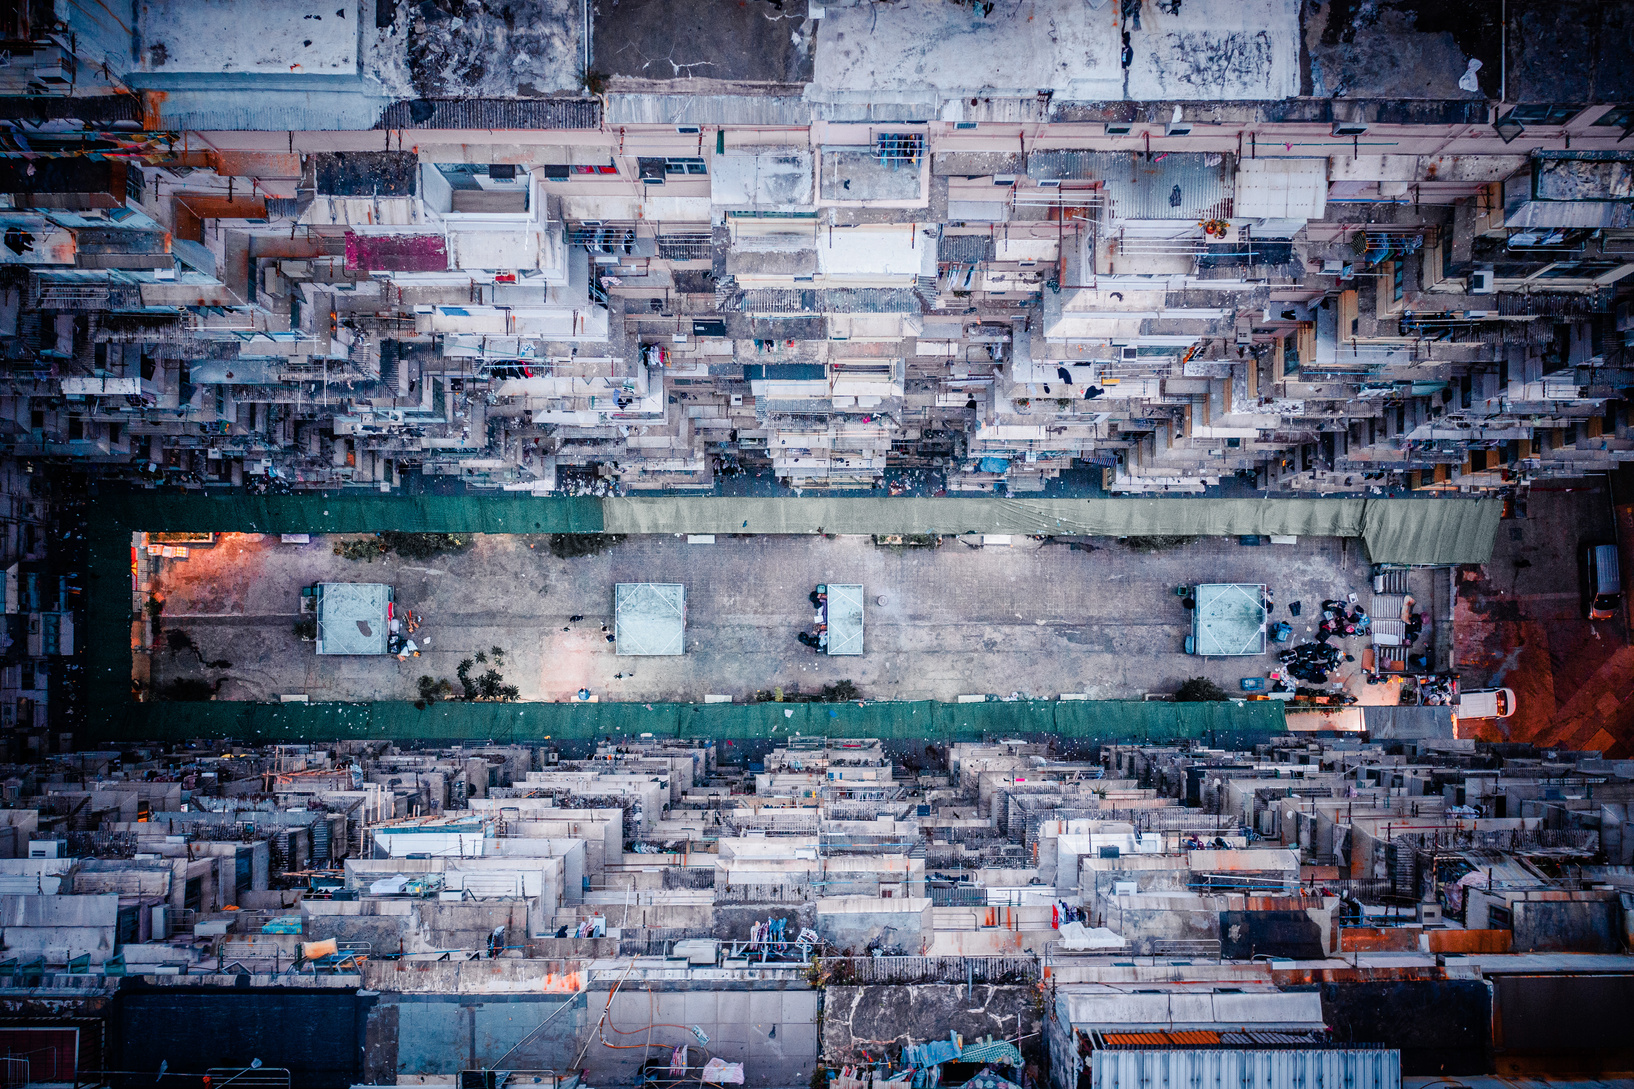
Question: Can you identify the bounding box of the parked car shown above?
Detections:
[1458,687,1516,719]
[1586,542,1622,620]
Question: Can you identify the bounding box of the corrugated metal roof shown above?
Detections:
[1090,1048,1400,1089]
[739,287,921,314]
[1028,151,1234,221]
[0,95,141,124]
[823,287,921,313]
[345,232,449,273]
[939,233,995,264]
[154,93,390,132]
[604,94,809,127]
[1102,1031,1224,1047]
[375,98,601,130]
[813,96,939,123]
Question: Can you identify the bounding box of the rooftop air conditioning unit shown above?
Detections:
[1105,122,1133,135]
[1119,346,1139,362]
[1470,270,1496,294]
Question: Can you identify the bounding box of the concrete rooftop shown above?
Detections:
[145,530,1374,704]
[811,0,1301,103]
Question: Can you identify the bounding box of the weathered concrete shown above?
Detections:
[812,0,1300,103]
[822,984,1043,1066]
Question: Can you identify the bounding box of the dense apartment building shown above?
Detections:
[0,732,1630,1083]
[0,0,1629,500]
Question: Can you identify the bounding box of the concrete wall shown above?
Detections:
[1510,896,1619,953]
[1318,979,1492,1075]
[0,893,118,964]
[304,897,537,955]
[1095,891,1221,954]
[584,986,819,1089]
[117,987,376,1086]
[815,897,932,954]
[823,984,1043,1067]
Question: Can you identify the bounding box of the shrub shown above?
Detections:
[380,532,471,561]
[1175,677,1229,702]
[1124,535,1199,551]
[820,680,861,702]
[548,533,625,558]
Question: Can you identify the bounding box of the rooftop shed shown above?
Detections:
[825,584,865,656]
[615,584,686,656]
[315,583,392,656]
[1191,583,1266,657]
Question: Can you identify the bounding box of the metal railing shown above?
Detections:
[661,868,716,890]
[1150,938,1222,960]
[714,883,813,903]
[817,955,1039,985]
[205,1067,291,1089]
[0,1058,27,1088]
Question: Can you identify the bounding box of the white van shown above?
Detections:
[1587,543,1621,620]
[1458,687,1516,719]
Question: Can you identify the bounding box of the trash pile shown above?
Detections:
[1278,641,1347,684]
[797,585,830,652]
[388,604,422,659]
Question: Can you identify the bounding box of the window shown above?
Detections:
[1503,104,1580,126]
[571,163,619,175]
[1593,105,1634,138]
[1536,260,1621,279]
[664,157,708,176]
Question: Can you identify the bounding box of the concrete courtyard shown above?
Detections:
[142,531,1377,705]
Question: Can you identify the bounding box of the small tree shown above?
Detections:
[820,680,861,702]
[1175,677,1229,702]
[380,532,471,561]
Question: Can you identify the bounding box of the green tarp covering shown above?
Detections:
[89,493,1499,566]
[84,697,1286,744]
[601,497,1499,565]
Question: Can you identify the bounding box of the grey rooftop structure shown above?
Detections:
[1191,583,1267,658]
[315,583,392,656]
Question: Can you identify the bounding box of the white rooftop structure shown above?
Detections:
[615,583,686,656]
[825,584,865,656]
[315,583,391,656]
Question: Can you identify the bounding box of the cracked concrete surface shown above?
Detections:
[367,0,584,98]
[594,0,815,83]
[811,0,1299,102]
[822,985,1042,1065]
